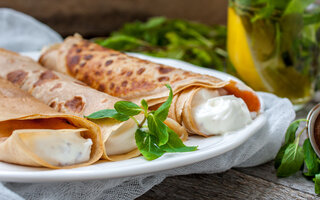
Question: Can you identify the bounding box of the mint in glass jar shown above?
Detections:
[228,0,320,108]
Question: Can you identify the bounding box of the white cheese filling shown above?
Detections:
[19,129,92,166]
[192,88,252,135]
[105,119,138,155]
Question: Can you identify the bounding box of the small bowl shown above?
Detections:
[307,103,320,158]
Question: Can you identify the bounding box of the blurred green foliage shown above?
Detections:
[95,17,236,74]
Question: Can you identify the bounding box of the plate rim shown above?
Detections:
[0,52,266,183]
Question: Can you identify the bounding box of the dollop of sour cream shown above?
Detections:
[20,129,92,166]
[192,93,252,135]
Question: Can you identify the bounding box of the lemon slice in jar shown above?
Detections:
[227,7,266,91]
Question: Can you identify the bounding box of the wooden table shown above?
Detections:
[138,101,319,199]
[138,161,316,199]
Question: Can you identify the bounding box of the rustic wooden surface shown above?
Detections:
[137,101,319,199]
[138,162,317,200]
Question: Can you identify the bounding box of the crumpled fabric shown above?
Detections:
[0,8,62,52]
[0,9,295,200]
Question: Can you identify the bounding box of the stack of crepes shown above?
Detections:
[0,49,187,163]
[39,34,261,137]
[0,78,102,168]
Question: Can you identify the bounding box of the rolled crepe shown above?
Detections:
[0,49,187,160]
[40,34,261,137]
[0,78,102,168]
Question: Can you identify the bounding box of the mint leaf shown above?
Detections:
[96,35,149,51]
[284,0,315,15]
[160,128,197,152]
[147,114,169,146]
[303,139,320,176]
[275,119,307,169]
[314,174,320,194]
[304,9,320,25]
[87,84,197,161]
[284,119,307,145]
[251,1,275,22]
[84,109,129,121]
[141,99,148,114]
[135,129,164,160]
[95,17,228,70]
[114,101,142,116]
[277,143,304,177]
[274,144,289,169]
[154,84,173,121]
[143,16,166,29]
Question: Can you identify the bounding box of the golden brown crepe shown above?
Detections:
[0,78,102,168]
[0,48,187,160]
[40,34,261,137]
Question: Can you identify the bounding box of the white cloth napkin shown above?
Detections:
[0,9,296,200]
[0,8,62,52]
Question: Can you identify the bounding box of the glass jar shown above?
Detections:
[227,0,320,108]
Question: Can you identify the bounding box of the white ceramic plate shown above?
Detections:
[0,52,266,183]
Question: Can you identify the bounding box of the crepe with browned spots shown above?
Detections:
[0,48,187,160]
[0,78,102,168]
[40,34,261,137]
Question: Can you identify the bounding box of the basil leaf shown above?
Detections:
[135,129,164,160]
[141,99,148,113]
[303,139,320,176]
[314,174,320,194]
[276,143,304,177]
[274,144,289,169]
[160,128,197,152]
[114,101,142,116]
[147,114,169,146]
[84,109,129,121]
[154,84,173,121]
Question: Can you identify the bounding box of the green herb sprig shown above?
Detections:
[85,84,197,160]
[94,17,237,75]
[275,119,320,194]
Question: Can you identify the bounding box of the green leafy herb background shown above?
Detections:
[94,16,237,75]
